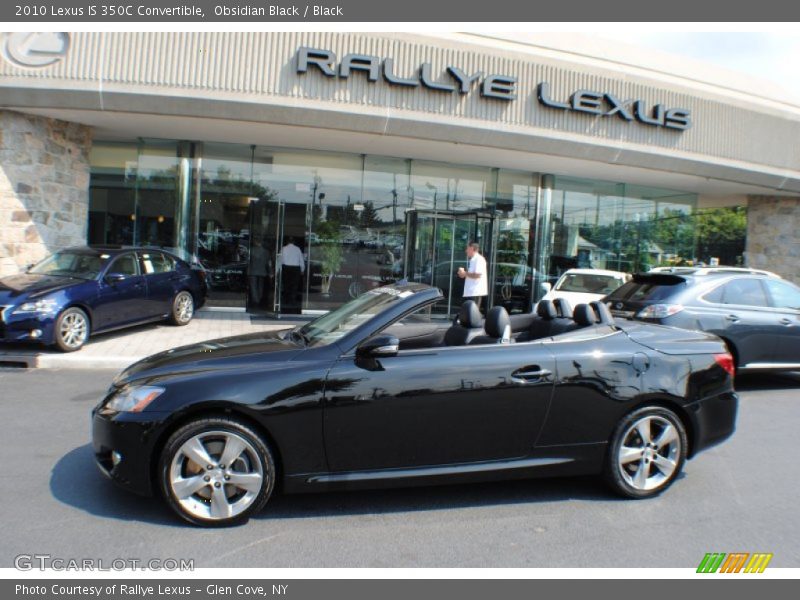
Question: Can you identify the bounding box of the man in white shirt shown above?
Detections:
[457,241,488,310]
[279,237,305,314]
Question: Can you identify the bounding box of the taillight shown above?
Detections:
[714,353,736,377]
[636,304,684,319]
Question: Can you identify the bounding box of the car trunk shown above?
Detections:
[604,273,688,318]
[619,320,727,355]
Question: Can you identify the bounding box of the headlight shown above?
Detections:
[14,298,59,314]
[105,385,165,413]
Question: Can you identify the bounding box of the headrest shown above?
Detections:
[536,300,558,320]
[553,297,573,318]
[458,300,483,328]
[484,306,511,338]
[573,303,596,327]
[589,301,614,325]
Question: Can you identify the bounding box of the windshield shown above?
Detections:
[556,273,624,294]
[298,287,415,347]
[28,251,106,280]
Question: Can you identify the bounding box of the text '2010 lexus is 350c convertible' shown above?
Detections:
[92,283,738,526]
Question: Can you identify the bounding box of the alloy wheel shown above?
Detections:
[175,292,194,323]
[59,311,88,349]
[617,415,681,491]
[168,430,265,521]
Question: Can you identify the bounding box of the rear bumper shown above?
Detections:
[686,391,738,457]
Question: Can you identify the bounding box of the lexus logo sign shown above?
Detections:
[2,32,69,68]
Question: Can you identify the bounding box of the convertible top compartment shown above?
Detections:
[619,320,727,355]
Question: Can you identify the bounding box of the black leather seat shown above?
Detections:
[444,301,485,346]
[572,303,598,327]
[526,300,559,340]
[553,297,573,319]
[589,300,614,325]
[469,306,512,345]
[518,299,580,340]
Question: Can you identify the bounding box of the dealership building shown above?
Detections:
[1,32,799,315]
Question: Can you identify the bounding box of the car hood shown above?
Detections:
[0,273,85,302]
[114,329,304,386]
[618,320,727,355]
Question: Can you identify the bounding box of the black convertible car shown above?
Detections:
[92,283,738,526]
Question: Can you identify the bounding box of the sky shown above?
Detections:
[595,32,800,104]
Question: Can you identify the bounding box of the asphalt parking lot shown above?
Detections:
[1,367,798,568]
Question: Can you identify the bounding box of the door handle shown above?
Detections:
[780,318,793,326]
[511,367,552,384]
[725,314,740,322]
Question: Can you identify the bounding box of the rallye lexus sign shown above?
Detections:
[297,47,692,131]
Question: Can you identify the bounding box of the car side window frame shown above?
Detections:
[764,278,800,311]
[713,277,770,309]
[139,251,173,275]
[106,252,140,277]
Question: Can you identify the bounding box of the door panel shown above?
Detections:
[94,253,148,329]
[708,278,775,366]
[246,198,281,313]
[536,329,644,446]
[139,251,177,317]
[763,278,800,364]
[323,342,556,472]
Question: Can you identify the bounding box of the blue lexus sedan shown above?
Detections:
[0,247,207,352]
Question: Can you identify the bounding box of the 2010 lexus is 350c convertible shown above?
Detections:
[92,283,738,526]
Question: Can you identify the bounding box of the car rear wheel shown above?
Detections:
[604,406,687,499]
[53,307,90,352]
[169,291,194,326]
[159,417,275,526]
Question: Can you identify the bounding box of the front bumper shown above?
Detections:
[687,390,738,456]
[91,406,169,496]
[0,308,57,344]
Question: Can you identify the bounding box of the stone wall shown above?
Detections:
[0,110,92,276]
[746,195,800,283]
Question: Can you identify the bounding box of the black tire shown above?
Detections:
[169,290,194,326]
[158,417,276,527]
[53,307,90,352]
[604,406,688,499]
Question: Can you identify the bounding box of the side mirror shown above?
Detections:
[541,281,552,293]
[356,334,400,358]
[105,272,127,284]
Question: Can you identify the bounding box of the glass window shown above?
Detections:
[702,283,725,304]
[765,279,800,310]
[140,252,174,274]
[108,253,139,276]
[608,277,685,302]
[29,251,106,280]
[494,170,537,312]
[88,142,138,246]
[556,273,626,294]
[297,286,417,347]
[548,177,698,281]
[720,278,768,307]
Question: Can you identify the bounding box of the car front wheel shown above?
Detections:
[169,291,194,326]
[604,406,687,499]
[159,417,275,526]
[53,307,90,352]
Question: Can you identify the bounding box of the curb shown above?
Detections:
[0,352,134,370]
